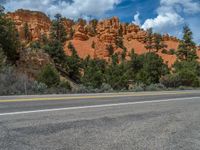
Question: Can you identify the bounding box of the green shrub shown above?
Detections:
[161,49,168,54]
[129,83,145,92]
[58,80,71,90]
[160,74,182,88]
[168,49,176,55]
[160,71,200,88]
[145,83,166,91]
[37,65,60,88]
[100,83,113,92]
[30,41,41,49]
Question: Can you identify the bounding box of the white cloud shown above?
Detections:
[132,12,141,26]
[142,13,184,31]
[3,0,121,19]
[160,0,200,14]
[141,0,200,34]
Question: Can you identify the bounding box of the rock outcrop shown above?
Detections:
[7,9,51,41]
[17,48,52,78]
[8,9,191,66]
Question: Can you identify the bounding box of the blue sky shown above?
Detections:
[1,0,200,44]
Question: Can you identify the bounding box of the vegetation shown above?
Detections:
[107,44,114,56]
[37,65,60,88]
[23,22,31,41]
[176,25,198,61]
[162,25,200,88]
[145,28,167,53]
[0,6,20,64]
[67,42,82,82]
[0,4,200,95]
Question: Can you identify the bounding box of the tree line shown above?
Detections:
[0,7,200,94]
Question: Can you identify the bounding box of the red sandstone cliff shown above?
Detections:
[7,9,198,67]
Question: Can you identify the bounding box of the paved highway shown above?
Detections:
[1,91,200,149]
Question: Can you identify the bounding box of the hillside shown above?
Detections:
[7,9,189,67]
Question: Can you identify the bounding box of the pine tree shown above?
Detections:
[107,44,114,56]
[0,5,20,64]
[24,22,31,41]
[144,28,154,52]
[37,65,60,88]
[176,25,198,61]
[45,14,67,64]
[67,42,82,82]
[50,13,67,44]
[0,46,6,70]
[153,33,167,52]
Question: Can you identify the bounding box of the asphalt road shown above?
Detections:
[1,90,200,150]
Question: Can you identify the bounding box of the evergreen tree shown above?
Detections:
[107,44,114,56]
[81,58,106,88]
[144,28,154,52]
[66,42,82,82]
[153,33,167,52]
[136,52,169,85]
[121,48,127,62]
[0,5,20,64]
[89,19,98,35]
[105,62,130,90]
[50,13,67,44]
[37,65,60,88]
[176,25,198,61]
[0,46,6,70]
[45,14,67,64]
[23,22,31,41]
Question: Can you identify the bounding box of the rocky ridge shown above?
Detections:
[7,9,197,66]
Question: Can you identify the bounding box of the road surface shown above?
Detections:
[1,91,200,150]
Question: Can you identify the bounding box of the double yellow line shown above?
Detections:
[0,91,198,103]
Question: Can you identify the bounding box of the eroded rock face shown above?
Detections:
[8,9,186,66]
[97,17,121,44]
[7,9,51,41]
[17,48,52,78]
[74,24,89,41]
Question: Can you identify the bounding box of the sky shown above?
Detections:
[1,0,200,44]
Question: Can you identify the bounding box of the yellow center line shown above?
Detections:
[0,91,198,103]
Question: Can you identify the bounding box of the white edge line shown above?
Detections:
[0,97,199,116]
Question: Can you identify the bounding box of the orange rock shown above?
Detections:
[7,9,51,41]
[8,9,200,67]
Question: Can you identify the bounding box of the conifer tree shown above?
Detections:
[0,5,20,64]
[144,28,154,52]
[176,25,198,61]
[153,33,167,52]
[24,22,31,41]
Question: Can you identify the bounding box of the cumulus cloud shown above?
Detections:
[132,12,141,26]
[141,0,200,33]
[142,13,184,32]
[160,0,200,14]
[2,0,121,19]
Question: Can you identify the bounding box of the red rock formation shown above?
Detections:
[8,9,197,66]
[7,9,51,41]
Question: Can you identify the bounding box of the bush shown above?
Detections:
[160,71,200,88]
[136,52,169,85]
[58,80,71,90]
[168,49,176,55]
[37,65,60,88]
[0,67,47,95]
[30,41,41,49]
[100,83,113,92]
[160,74,182,88]
[145,83,166,91]
[178,70,200,87]
[161,49,168,54]
[129,83,145,92]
